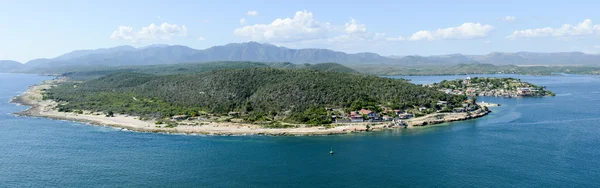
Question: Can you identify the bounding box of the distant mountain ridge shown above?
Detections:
[390,52,600,66]
[468,52,599,65]
[1,42,600,73]
[0,60,23,72]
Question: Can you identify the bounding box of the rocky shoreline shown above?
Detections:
[11,80,491,136]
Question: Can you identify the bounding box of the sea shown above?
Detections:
[1,73,599,187]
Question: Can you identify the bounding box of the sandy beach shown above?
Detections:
[11,80,490,136]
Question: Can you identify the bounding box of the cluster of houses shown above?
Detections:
[443,87,539,98]
[343,109,415,123]
[438,77,541,98]
[169,99,480,125]
[452,101,479,113]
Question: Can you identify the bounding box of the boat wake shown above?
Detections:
[510,117,600,126]
[556,93,573,96]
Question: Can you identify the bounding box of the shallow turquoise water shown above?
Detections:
[1,73,599,187]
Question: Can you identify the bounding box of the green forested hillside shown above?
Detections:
[45,68,465,124]
[60,61,358,81]
[302,62,358,73]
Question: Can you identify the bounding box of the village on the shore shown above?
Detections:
[169,97,492,128]
[169,77,555,127]
[428,76,556,98]
[166,77,555,128]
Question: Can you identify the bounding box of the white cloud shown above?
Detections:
[507,19,600,39]
[234,10,332,43]
[409,23,494,40]
[197,37,205,41]
[240,18,247,25]
[234,11,383,44]
[344,19,366,34]
[110,22,188,42]
[387,22,494,41]
[484,40,492,44]
[502,16,517,22]
[247,11,258,16]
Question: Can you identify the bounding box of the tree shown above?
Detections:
[471,96,478,104]
[106,111,114,117]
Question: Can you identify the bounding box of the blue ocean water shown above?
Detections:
[1,73,600,187]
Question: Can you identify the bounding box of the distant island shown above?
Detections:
[352,63,600,76]
[12,62,491,135]
[429,77,556,97]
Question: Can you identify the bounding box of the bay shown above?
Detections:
[1,73,599,187]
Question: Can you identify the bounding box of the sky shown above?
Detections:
[2,0,600,62]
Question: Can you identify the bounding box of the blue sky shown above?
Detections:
[2,0,600,62]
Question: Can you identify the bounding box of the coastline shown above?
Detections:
[11,80,491,136]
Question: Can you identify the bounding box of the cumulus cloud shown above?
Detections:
[387,23,494,41]
[247,10,258,16]
[197,37,206,41]
[234,10,332,43]
[502,16,517,22]
[110,22,188,42]
[506,19,600,39]
[344,19,367,34]
[408,23,494,40]
[240,18,247,25]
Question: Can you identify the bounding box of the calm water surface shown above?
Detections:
[1,73,599,187]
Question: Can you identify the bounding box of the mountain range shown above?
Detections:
[0,60,24,72]
[1,42,599,73]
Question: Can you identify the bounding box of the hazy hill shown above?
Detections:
[351,62,600,76]
[391,52,600,66]
[15,42,388,73]
[0,60,24,72]
[3,42,600,74]
[55,46,137,60]
[469,52,600,65]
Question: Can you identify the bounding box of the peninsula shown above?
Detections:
[12,63,491,135]
[429,77,555,98]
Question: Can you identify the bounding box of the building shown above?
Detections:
[518,88,532,96]
[453,108,466,113]
[171,115,189,121]
[393,109,404,115]
[398,113,414,119]
[466,88,476,95]
[359,109,378,119]
[437,101,448,106]
[350,112,364,122]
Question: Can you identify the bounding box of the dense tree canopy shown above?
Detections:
[46,68,466,124]
[60,61,358,81]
